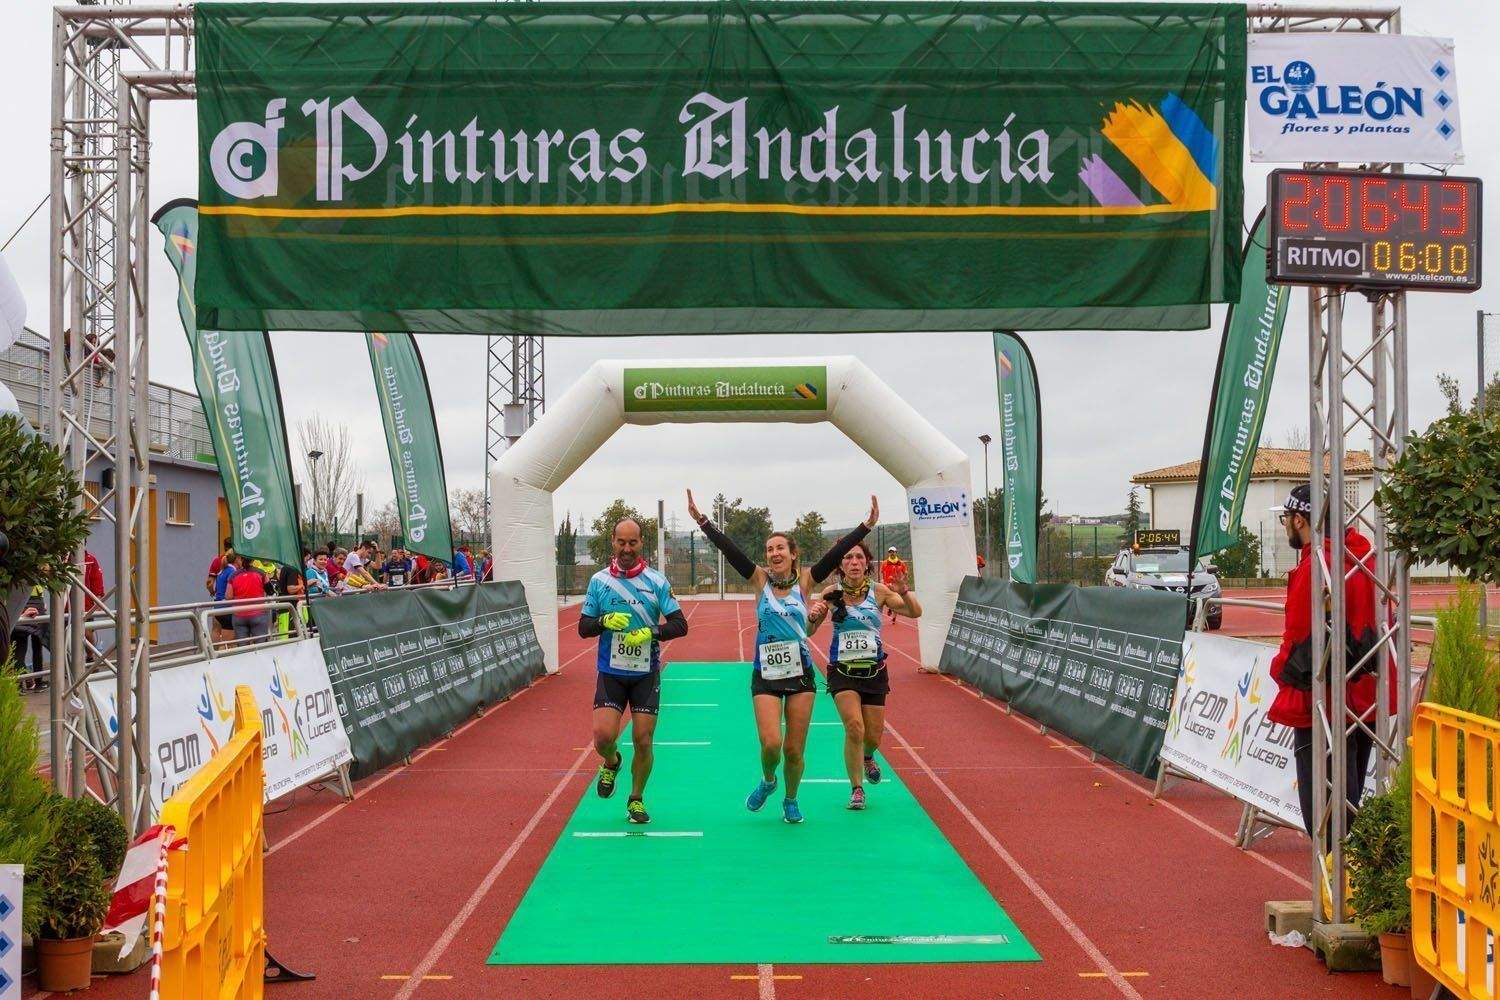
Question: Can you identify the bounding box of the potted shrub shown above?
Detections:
[30,797,112,991]
[1346,789,1411,986]
[0,413,91,637]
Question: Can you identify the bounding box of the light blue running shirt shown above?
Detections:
[581,567,680,677]
[829,585,884,668]
[753,582,811,680]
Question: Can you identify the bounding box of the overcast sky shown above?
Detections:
[3,1,1495,536]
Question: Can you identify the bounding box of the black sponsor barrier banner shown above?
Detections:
[313,581,545,779]
[939,577,1185,776]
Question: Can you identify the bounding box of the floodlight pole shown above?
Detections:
[1480,311,1490,634]
[978,434,992,575]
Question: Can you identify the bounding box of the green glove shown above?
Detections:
[621,627,654,646]
[600,611,631,631]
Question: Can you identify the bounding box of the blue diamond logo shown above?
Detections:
[1438,120,1455,139]
[1432,61,1450,80]
[0,895,11,920]
[0,969,10,993]
[0,931,11,958]
[1436,91,1452,109]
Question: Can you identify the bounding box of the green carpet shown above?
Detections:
[488,662,1038,965]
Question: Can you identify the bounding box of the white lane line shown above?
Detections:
[268,656,571,857]
[883,718,1143,1000]
[394,744,593,1000]
[829,934,1012,945]
[945,670,1313,891]
[798,778,849,784]
[757,962,777,1000]
[810,721,843,727]
[884,643,1311,891]
[654,741,711,747]
[572,830,703,838]
[735,600,745,661]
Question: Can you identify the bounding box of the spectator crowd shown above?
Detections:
[204,538,492,647]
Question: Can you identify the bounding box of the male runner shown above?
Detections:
[879,547,908,623]
[578,518,689,823]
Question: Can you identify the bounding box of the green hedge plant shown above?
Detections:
[30,797,111,940]
[1347,790,1411,935]
[0,413,92,594]
[1376,409,1500,584]
[0,654,56,935]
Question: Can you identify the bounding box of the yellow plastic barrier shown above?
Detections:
[1411,702,1500,1000]
[159,684,266,999]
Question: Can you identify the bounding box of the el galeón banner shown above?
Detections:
[194,2,1245,335]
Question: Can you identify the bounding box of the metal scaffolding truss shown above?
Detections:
[47,7,1415,926]
[483,334,545,536]
[49,2,193,832]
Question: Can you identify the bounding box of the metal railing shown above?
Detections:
[1188,595,1438,633]
[9,576,486,688]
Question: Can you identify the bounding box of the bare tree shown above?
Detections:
[449,487,488,541]
[297,415,364,541]
[365,499,401,547]
[1281,424,1308,450]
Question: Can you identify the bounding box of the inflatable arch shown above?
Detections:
[489,357,976,672]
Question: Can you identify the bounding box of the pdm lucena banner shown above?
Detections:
[940,577,1185,775]
[993,332,1040,583]
[194,2,1245,335]
[153,200,302,567]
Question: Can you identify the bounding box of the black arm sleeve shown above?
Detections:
[655,608,689,643]
[697,519,758,580]
[809,522,871,584]
[578,614,605,639]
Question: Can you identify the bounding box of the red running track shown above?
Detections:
[28,600,1389,999]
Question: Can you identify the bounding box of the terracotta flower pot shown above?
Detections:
[1408,936,1439,1000]
[1378,932,1412,988]
[37,934,96,992]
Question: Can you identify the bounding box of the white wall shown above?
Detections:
[1144,475,1451,578]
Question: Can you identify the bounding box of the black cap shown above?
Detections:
[1277,483,1313,516]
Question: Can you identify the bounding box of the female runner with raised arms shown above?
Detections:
[687,490,878,824]
[809,542,921,811]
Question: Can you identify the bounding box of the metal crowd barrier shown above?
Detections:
[159,685,266,1000]
[1410,702,1499,1000]
[10,575,486,686]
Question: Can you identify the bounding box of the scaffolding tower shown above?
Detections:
[45,9,1416,941]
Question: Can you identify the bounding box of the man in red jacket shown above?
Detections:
[1268,484,1396,841]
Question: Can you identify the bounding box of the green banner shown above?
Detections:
[365,331,454,564]
[994,332,1041,584]
[624,365,826,414]
[313,581,545,779]
[940,578,1184,776]
[193,2,1244,335]
[152,200,301,567]
[1190,211,1289,559]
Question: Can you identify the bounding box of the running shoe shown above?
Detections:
[864,756,883,784]
[782,797,805,824]
[847,787,866,811]
[627,798,650,824]
[596,754,622,798]
[746,777,778,812]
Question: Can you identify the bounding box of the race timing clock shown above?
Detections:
[1267,169,1481,292]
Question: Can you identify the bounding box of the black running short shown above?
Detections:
[593,671,661,715]
[750,666,817,698]
[826,663,889,706]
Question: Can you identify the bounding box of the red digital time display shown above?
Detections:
[1267,169,1482,292]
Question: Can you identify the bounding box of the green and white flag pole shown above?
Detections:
[152,199,303,567]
